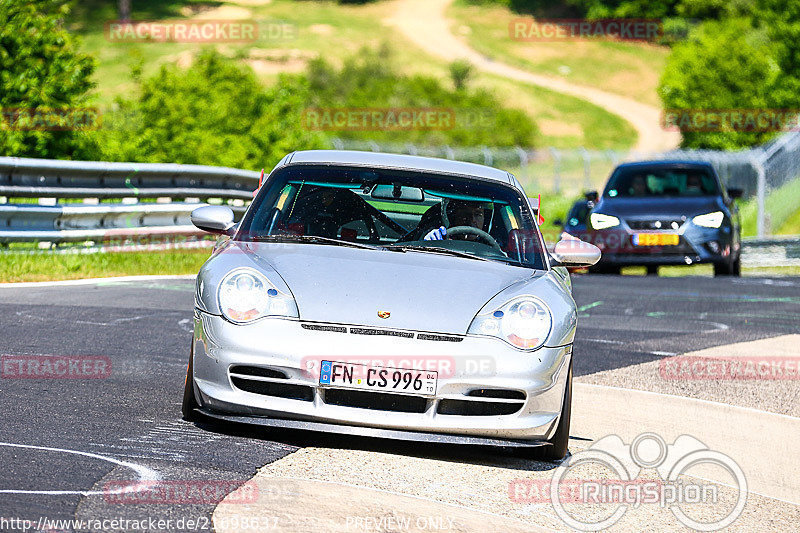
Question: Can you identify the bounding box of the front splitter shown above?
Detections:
[195,408,550,449]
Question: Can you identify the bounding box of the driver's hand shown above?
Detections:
[423,226,447,241]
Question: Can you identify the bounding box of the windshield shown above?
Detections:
[236,165,547,270]
[604,167,720,198]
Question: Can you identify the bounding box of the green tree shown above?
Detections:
[751,0,800,109]
[0,0,98,159]
[658,18,780,149]
[449,60,474,91]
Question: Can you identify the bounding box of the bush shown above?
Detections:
[96,50,327,170]
[305,47,538,147]
[96,46,538,169]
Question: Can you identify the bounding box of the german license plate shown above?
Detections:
[633,233,679,246]
[318,361,437,396]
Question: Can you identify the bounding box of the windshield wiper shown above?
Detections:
[384,244,491,262]
[250,234,381,250]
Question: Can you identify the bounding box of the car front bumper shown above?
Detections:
[569,224,738,267]
[191,310,572,442]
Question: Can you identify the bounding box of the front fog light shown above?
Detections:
[468,297,552,350]
[218,268,298,323]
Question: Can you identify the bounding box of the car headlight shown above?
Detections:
[468,297,552,350]
[692,211,724,228]
[217,268,298,323]
[590,213,620,230]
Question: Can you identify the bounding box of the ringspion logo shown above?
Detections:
[510,433,747,531]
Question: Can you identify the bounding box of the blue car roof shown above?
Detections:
[614,160,716,171]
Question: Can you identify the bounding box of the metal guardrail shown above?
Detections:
[741,236,800,267]
[0,156,260,200]
[2,203,194,243]
[0,156,258,245]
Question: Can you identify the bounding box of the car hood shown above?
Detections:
[242,243,540,334]
[595,196,723,219]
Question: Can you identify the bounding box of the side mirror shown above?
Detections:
[191,205,235,235]
[728,188,743,200]
[550,233,601,267]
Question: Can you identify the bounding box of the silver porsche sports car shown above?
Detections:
[183,150,600,460]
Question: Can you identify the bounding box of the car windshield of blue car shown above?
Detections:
[604,167,720,198]
[236,165,547,269]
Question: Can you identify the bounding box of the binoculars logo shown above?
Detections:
[550,433,748,531]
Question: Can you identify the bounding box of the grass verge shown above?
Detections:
[0,249,211,283]
[448,0,669,107]
[1,247,797,283]
[739,177,800,237]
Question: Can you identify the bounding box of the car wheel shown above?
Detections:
[182,339,200,421]
[732,255,742,277]
[543,359,572,461]
[589,264,621,275]
[714,259,733,277]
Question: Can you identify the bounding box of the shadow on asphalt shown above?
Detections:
[191,416,563,473]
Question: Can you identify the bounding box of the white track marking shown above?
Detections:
[0,442,159,496]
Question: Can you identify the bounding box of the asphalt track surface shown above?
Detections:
[0,274,798,532]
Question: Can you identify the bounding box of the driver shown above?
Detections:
[424,199,487,241]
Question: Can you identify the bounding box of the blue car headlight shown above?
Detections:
[217,268,298,323]
[590,213,620,230]
[468,296,552,350]
[692,211,724,228]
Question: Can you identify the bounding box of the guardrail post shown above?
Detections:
[580,147,591,190]
[752,155,767,238]
[482,147,493,167]
[515,147,528,183]
[549,148,561,194]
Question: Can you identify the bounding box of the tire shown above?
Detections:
[588,264,621,275]
[543,359,573,461]
[182,339,200,421]
[713,259,733,277]
[732,255,742,277]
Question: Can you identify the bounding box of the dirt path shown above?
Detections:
[384,0,680,153]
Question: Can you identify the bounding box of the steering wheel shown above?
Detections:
[446,226,503,252]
